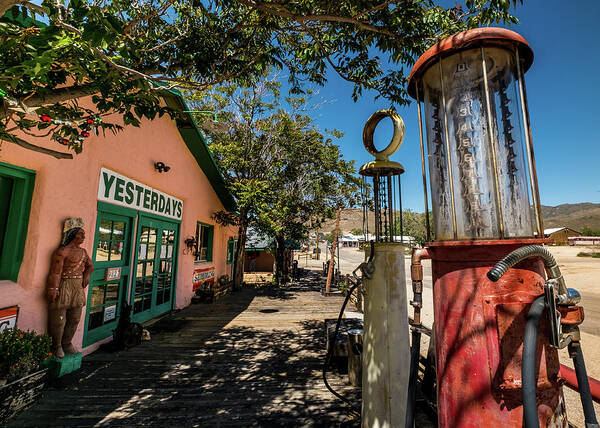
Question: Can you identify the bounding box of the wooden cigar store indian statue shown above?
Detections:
[46,218,93,358]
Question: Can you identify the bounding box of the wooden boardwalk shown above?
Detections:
[9,270,360,427]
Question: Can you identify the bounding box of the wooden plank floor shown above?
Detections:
[9,270,361,427]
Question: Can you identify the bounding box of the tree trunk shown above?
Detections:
[232,220,248,291]
[326,207,342,293]
[274,233,286,285]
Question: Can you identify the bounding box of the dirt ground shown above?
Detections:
[298,244,600,427]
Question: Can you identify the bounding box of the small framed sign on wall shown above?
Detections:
[105,266,122,281]
[0,306,18,332]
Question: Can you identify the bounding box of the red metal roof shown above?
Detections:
[407,27,534,99]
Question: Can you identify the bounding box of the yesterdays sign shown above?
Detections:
[98,168,183,220]
[193,267,215,291]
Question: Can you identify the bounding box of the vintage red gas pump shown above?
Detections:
[406,28,581,427]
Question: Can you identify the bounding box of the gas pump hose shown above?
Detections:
[322,278,362,417]
[489,245,599,428]
[322,242,376,418]
[487,245,563,287]
[522,295,545,428]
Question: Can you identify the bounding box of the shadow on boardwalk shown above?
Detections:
[9,270,359,427]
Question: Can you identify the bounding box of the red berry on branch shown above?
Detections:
[81,131,90,138]
[86,118,94,124]
[40,113,52,122]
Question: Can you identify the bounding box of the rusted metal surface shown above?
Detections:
[407,27,534,99]
[559,306,585,326]
[560,364,600,404]
[429,240,567,428]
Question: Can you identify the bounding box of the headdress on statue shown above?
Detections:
[61,217,85,246]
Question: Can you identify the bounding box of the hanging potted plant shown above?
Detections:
[0,328,52,423]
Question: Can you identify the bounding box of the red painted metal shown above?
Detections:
[560,364,600,404]
[429,239,567,428]
[407,27,534,99]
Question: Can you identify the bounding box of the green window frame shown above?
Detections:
[226,239,235,264]
[195,222,214,262]
[0,162,35,281]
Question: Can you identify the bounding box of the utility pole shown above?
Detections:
[326,207,341,293]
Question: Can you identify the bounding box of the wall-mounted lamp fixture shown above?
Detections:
[154,162,171,173]
[183,236,197,255]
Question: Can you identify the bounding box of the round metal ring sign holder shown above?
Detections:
[358,109,406,242]
[359,109,405,177]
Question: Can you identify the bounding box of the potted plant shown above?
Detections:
[0,328,52,423]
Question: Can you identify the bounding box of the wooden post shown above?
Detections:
[326,207,341,293]
[316,228,320,261]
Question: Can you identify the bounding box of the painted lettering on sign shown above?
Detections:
[0,306,18,332]
[98,168,183,220]
[193,267,215,291]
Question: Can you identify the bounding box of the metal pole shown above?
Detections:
[515,48,544,237]
[387,175,394,242]
[439,60,458,240]
[398,174,404,244]
[416,87,431,242]
[481,47,505,238]
[374,175,380,241]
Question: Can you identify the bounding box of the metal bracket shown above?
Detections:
[545,279,563,348]
[545,280,583,349]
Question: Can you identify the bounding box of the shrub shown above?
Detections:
[577,252,600,258]
[0,329,51,383]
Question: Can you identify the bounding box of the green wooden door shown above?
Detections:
[131,215,179,323]
[84,205,135,347]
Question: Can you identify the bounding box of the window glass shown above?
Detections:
[91,285,105,307]
[96,241,110,262]
[113,221,125,238]
[110,241,123,261]
[99,220,112,240]
[195,223,213,262]
[106,283,119,302]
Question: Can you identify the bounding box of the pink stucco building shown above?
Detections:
[0,90,237,354]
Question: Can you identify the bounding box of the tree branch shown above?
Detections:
[298,21,371,88]
[2,134,73,159]
[352,0,403,20]
[236,0,401,40]
[25,84,98,107]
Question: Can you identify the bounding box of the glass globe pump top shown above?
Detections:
[407,27,543,241]
[359,110,406,243]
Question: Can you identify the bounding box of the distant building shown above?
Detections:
[357,233,415,245]
[568,236,600,246]
[244,229,298,273]
[244,229,275,273]
[340,234,360,248]
[543,227,582,245]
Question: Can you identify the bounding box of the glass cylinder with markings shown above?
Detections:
[408,28,542,241]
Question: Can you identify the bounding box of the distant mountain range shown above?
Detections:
[542,203,600,231]
[319,203,600,234]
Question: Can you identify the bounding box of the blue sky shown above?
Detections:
[299,0,600,211]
